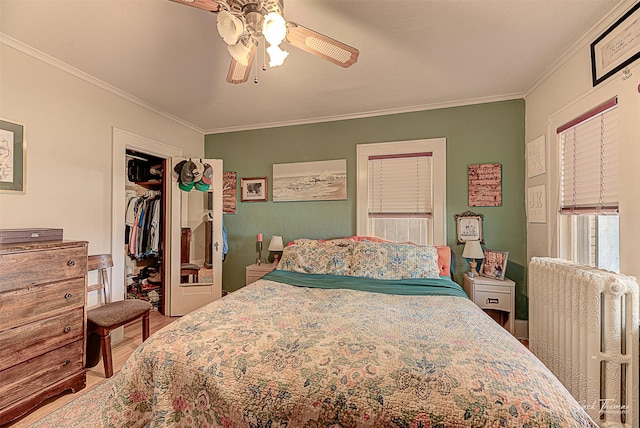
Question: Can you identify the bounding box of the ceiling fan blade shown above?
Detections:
[226,46,256,84]
[286,22,359,68]
[169,0,222,12]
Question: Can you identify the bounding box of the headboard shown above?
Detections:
[434,245,452,277]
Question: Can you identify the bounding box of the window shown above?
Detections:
[356,139,446,245]
[558,97,619,271]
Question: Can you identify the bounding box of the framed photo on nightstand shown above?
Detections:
[481,249,508,280]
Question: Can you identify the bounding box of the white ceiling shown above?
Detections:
[0,0,625,133]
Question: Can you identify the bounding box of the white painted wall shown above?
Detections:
[525,0,640,281]
[0,41,204,306]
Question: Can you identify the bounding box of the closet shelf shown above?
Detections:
[134,181,162,190]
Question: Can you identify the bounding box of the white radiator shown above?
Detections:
[529,257,639,427]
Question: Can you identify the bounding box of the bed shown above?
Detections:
[32,238,596,427]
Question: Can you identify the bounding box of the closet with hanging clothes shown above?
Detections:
[125,150,165,312]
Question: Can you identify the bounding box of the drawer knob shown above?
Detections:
[64,326,72,333]
[67,260,75,267]
[64,292,73,299]
[487,298,499,304]
[62,359,71,366]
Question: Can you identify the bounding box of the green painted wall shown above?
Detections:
[205,99,528,319]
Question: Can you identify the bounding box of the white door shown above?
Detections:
[167,158,223,316]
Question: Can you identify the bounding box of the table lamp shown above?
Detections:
[268,235,284,264]
[462,240,484,277]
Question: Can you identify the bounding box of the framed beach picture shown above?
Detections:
[481,249,509,280]
[241,177,268,202]
[273,159,347,202]
[0,118,26,194]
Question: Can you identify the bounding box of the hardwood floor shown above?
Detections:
[7,311,178,428]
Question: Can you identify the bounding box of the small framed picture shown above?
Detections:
[241,177,268,202]
[0,118,26,194]
[481,249,509,280]
[455,211,484,244]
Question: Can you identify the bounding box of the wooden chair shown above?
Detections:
[180,227,200,283]
[86,254,153,378]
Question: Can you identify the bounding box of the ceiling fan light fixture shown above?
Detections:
[228,37,254,66]
[263,12,287,45]
[217,10,244,45]
[245,11,265,35]
[266,44,289,67]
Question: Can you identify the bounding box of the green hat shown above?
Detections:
[178,181,194,192]
[194,180,210,192]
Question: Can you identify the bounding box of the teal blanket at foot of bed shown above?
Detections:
[263,270,468,298]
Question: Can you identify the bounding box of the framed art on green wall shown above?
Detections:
[273,159,347,202]
[455,211,484,244]
[241,177,268,202]
[0,118,26,194]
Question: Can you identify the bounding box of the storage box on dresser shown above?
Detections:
[0,240,88,425]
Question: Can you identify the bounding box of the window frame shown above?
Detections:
[356,139,447,245]
[553,98,620,271]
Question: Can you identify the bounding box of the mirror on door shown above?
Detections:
[179,189,215,285]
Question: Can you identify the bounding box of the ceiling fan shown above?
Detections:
[170,0,359,84]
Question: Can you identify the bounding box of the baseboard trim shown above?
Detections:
[514,319,528,340]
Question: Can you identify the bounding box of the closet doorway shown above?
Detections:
[125,149,165,312]
[112,129,223,317]
[111,128,182,316]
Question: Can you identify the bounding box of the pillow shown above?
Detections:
[277,239,353,275]
[350,241,441,279]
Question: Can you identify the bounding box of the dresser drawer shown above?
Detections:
[0,278,85,330]
[474,289,511,312]
[246,263,276,285]
[0,245,86,293]
[0,308,84,370]
[0,339,83,409]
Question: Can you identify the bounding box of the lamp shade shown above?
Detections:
[266,44,289,67]
[217,10,244,45]
[228,37,253,66]
[262,12,287,45]
[462,240,484,259]
[268,236,284,252]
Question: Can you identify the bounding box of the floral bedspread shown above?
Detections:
[32,277,595,427]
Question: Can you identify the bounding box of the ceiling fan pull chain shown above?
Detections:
[254,43,259,83]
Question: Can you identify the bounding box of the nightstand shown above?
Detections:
[463,273,515,335]
[246,263,277,285]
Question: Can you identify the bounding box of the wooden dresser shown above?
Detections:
[0,240,88,425]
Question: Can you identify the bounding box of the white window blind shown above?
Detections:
[558,97,619,214]
[368,152,432,217]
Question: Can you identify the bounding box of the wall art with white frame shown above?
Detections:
[527,184,546,223]
[527,135,546,178]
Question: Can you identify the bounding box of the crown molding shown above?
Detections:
[1,33,204,135]
[204,92,524,134]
